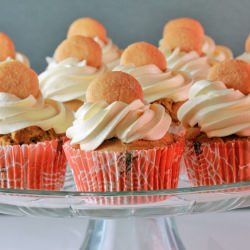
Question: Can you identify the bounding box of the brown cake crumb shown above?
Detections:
[0,126,58,146]
[153,98,185,123]
[96,133,179,152]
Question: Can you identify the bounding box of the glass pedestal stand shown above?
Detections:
[81,217,185,250]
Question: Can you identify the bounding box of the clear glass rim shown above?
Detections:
[1,181,250,197]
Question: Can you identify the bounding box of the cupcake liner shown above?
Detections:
[63,138,184,192]
[184,138,250,187]
[0,139,67,190]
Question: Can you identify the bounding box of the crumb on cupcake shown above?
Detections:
[0,126,57,146]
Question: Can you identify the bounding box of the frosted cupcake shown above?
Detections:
[237,34,250,63]
[114,42,193,124]
[0,32,30,67]
[39,35,106,111]
[64,71,184,192]
[160,18,232,79]
[67,17,121,69]
[0,60,73,190]
[178,60,250,186]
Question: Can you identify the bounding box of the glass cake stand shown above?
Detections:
[1,169,250,250]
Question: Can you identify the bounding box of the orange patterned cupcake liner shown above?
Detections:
[184,138,250,186]
[0,139,67,190]
[64,138,184,192]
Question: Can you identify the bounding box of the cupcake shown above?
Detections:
[114,41,193,124]
[237,34,250,63]
[64,71,184,192]
[39,35,105,111]
[0,60,73,190]
[159,18,232,79]
[178,59,250,186]
[0,32,30,67]
[67,17,121,69]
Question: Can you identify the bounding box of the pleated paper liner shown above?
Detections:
[64,137,184,194]
[0,139,67,190]
[184,138,250,187]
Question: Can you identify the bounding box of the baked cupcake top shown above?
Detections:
[67,17,120,69]
[39,36,105,103]
[66,71,172,151]
[114,41,193,103]
[0,60,73,134]
[0,32,30,67]
[178,61,250,137]
[237,34,250,63]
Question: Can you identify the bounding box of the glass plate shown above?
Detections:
[0,167,249,218]
[2,167,250,249]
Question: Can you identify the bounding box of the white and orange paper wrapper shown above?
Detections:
[184,138,250,186]
[0,139,67,190]
[64,138,184,192]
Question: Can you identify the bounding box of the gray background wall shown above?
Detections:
[1,0,249,73]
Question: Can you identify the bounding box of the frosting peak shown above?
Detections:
[67,99,171,151]
[113,64,193,103]
[94,37,120,69]
[0,93,73,134]
[159,45,211,80]
[178,80,250,137]
[39,57,106,102]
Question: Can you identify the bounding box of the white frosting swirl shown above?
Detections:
[177,80,250,137]
[237,52,250,64]
[159,46,211,80]
[67,99,171,151]
[39,58,106,102]
[94,37,120,69]
[0,93,73,134]
[202,36,233,63]
[15,52,30,67]
[202,35,216,57]
[113,64,192,103]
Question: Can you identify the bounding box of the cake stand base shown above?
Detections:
[80,217,185,250]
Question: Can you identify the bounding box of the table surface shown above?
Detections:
[1,210,249,250]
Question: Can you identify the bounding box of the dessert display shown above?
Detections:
[64,71,184,192]
[114,41,193,123]
[67,17,121,69]
[0,15,248,193]
[39,35,105,111]
[0,60,73,190]
[0,32,30,67]
[178,59,250,186]
[237,34,250,63]
[159,18,233,80]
